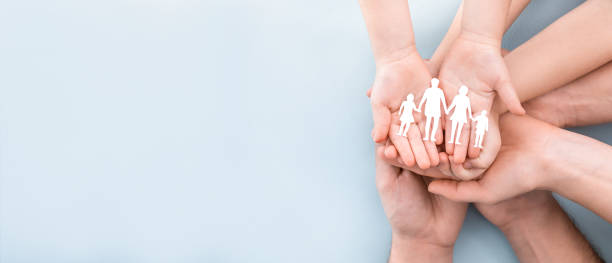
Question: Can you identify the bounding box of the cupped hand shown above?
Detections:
[369,49,440,169]
[374,145,467,250]
[427,114,559,204]
[380,114,500,181]
[438,34,524,165]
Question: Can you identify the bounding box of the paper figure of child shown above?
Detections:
[472,110,489,148]
[397,93,421,137]
[446,85,473,145]
[417,78,448,142]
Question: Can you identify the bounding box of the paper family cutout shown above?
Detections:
[397,94,420,137]
[398,78,488,149]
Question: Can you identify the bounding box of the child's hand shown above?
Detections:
[438,34,524,164]
[446,110,501,180]
[368,51,440,169]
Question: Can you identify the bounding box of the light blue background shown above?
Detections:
[0,0,610,262]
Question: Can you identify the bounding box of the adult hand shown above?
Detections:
[475,191,602,262]
[427,114,556,204]
[475,191,558,231]
[374,145,466,262]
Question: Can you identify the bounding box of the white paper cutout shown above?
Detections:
[397,93,420,137]
[446,85,473,145]
[472,110,489,148]
[418,78,448,142]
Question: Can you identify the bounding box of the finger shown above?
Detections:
[423,139,440,167]
[467,119,481,159]
[366,88,372,98]
[437,152,453,178]
[380,152,434,176]
[452,122,470,164]
[384,141,398,160]
[407,124,431,169]
[427,179,492,203]
[501,48,510,56]
[372,103,391,143]
[435,114,444,145]
[464,123,501,171]
[496,76,525,115]
[444,118,454,155]
[389,126,416,167]
[449,160,484,181]
[375,145,400,191]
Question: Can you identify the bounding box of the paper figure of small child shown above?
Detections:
[446,85,472,145]
[472,110,489,148]
[397,93,421,137]
[418,78,448,142]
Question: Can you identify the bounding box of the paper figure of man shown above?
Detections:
[397,93,420,137]
[446,85,473,145]
[473,110,489,148]
[417,78,448,142]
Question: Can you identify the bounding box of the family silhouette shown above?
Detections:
[399,80,488,147]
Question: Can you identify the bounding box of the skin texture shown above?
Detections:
[428,113,612,224]
[523,61,612,128]
[362,1,612,260]
[379,0,612,181]
[359,0,441,169]
[429,0,531,75]
[374,145,466,263]
[495,0,612,113]
[438,0,525,165]
[476,191,602,262]
[373,0,531,181]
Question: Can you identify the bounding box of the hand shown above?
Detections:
[374,145,466,262]
[369,50,441,169]
[475,190,603,262]
[445,110,501,180]
[427,114,559,203]
[438,33,524,165]
[475,191,558,231]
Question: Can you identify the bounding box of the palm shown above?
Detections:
[370,55,432,120]
[439,38,507,110]
[376,153,467,246]
[428,115,559,204]
[438,37,518,164]
[370,54,441,168]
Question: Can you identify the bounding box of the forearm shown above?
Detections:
[524,61,612,128]
[495,0,612,113]
[542,128,612,223]
[389,235,453,263]
[430,0,530,73]
[461,0,512,44]
[501,195,601,262]
[358,0,418,66]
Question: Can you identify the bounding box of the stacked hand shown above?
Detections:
[360,0,612,261]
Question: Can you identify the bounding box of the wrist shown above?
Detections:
[375,44,420,68]
[497,192,560,235]
[457,29,502,49]
[499,193,601,262]
[389,234,453,263]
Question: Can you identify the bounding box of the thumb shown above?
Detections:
[496,76,525,115]
[372,103,391,143]
[428,179,494,203]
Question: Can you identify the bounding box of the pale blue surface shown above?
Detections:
[0,0,610,262]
